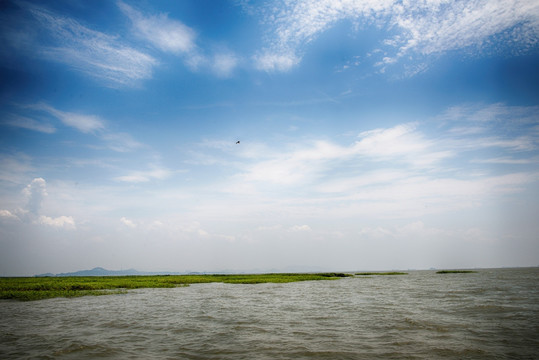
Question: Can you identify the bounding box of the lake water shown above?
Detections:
[1,268,538,359]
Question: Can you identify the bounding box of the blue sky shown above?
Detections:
[1,0,538,275]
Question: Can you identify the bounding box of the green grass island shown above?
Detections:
[436,270,478,274]
[0,273,353,301]
[355,272,408,276]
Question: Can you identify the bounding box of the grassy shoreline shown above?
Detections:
[0,273,352,301]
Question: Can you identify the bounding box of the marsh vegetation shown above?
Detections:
[0,273,352,301]
[436,270,477,274]
[355,272,408,276]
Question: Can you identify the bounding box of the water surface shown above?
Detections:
[1,268,538,359]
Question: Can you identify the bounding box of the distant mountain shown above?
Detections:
[56,267,143,276]
[34,266,338,277]
[35,267,183,277]
[34,272,55,277]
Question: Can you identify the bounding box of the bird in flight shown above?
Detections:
[236,141,240,144]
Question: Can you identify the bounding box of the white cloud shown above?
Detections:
[38,215,76,229]
[391,0,539,57]
[219,103,539,221]
[120,217,137,228]
[25,3,157,86]
[253,51,300,72]
[360,125,455,166]
[118,1,240,77]
[23,177,47,215]
[118,1,196,54]
[240,123,452,185]
[13,2,242,82]
[211,51,240,77]
[255,0,539,72]
[352,123,454,165]
[1,178,77,228]
[0,209,19,221]
[240,140,349,185]
[290,225,312,232]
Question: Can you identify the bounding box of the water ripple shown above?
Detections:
[1,268,538,359]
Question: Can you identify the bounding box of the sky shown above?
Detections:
[1,0,538,276]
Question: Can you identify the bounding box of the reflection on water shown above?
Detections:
[1,268,538,359]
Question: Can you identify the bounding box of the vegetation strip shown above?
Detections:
[436,270,477,274]
[0,273,351,301]
[355,272,408,276]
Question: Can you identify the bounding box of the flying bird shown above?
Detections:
[236,141,240,144]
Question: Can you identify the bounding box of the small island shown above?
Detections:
[436,270,477,274]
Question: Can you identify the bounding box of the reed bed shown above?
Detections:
[0,273,352,301]
[355,272,408,276]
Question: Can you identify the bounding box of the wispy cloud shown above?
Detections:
[114,165,171,183]
[240,140,350,185]
[7,1,242,85]
[390,0,539,57]
[472,157,536,164]
[118,1,240,77]
[118,1,196,54]
[353,123,454,166]
[29,103,105,134]
[100,133,144,153]
[211,51,240,78]
[437,103,539,125]
[435,103,539,153]
[0,153,34,184]
[2,114,56,134]
[8,102,147,154]
[157,104,536,224]
[239,122,452,185]
[22,3,157,87]
[207,103,539,220]
[254,0,539,72]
